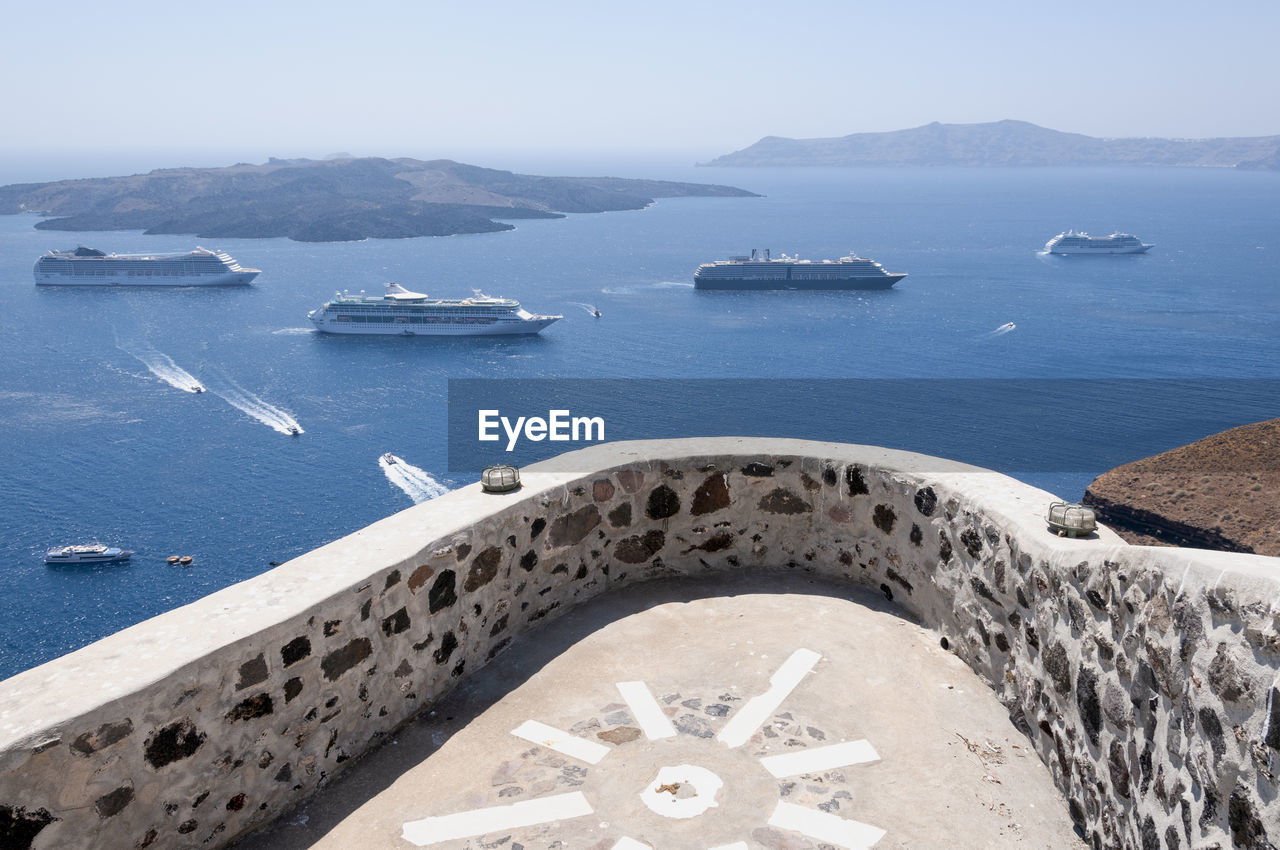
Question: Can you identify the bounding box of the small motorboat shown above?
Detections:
[288,426,301,436]
[179,555,193,566]
[45,543,133,565]
[192,385,205,394]
[592,308,602,317]
[383,453,397,465]
[167,555,180,564]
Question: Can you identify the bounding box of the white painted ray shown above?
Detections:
[717,648,821,748]
[768,801,886,849]
[511,719,610,764]
[402,791,593,846]
[616,680,676,739]
[611,838,651,850]
[760,739,880,777]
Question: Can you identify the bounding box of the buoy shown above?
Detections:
[167,556,179,565]
[179,556,193,565]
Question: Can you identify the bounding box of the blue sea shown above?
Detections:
[1,163,1277,679]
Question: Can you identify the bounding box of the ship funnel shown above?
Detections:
[764,248,770,260]
[751,248,757,260]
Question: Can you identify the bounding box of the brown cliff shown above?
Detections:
[1082,418,1280,555]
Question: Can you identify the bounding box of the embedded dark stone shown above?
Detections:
[520,550,538,572]
[455,542,472,561]
[1228,787,1268,848]
[1265,686,1280,750]
[193,791,209,809]
[1140,815,1159,850]
[1198,707,1225,758]
[550,505,602,546]
[885,567,913,594]
[1076,666,1101,745]
[144,719,206,769]
[226,693,274,722]
[1016,586,1029,609]
[939,534,953,564]
[607,502,632,528]
[592,479,615,501]
[226,793,247,812]
[360,598,371,621]
[434,631,459,665]
[1207,642,1251,703]
[615,530,665,564]
[1025,625,1039,650]
[138,827,158,848]
[994,632,1010,653]
[1108,741,1131,798]
[872,504,896,534]
[70,719,133,756]
[879,583,893,601]
[428,570,458,613]
[914,486,937,516]
[527,518,546,542]
[597,726,641,745]
[691,474,731,516]
[463,547,502,593]
[490,615,509,637]
[574,564,588,580]
[321,638,372,682]
[506,534,517,549]
[909,523,923,546]
[970,577,998,605]
[960,528,983,558]
[741,462,774,477]
[1172,598,1203,662]
[487,638,512,660]
[822,466,838,486]
[281,636,311,668]
[690,532,734,554]
[616,470,644,493]
[274,763,292,783]
[381,607,411,637]
[93,785,134,818]
[323,619,341,636]
[1044,643,1072,694]
[758,488,811,515]
[673,714,714,738]
[284,678,303,703]
[177,819,198,835]
[1143,641,1177,698]
[645,486,681,520]
[974,618,989,647]
[845,466,869,496]
[1085,588,1107,611]
[383,569,401,590]
[235,654,268,690]
[407,564,434,593]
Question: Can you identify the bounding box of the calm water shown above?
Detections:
[1,165,1277,678]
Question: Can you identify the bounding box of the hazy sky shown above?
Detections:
[4,0,1278,168]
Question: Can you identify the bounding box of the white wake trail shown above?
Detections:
[380,455,450,504]
[202,370,303,435]
[116,339,204,393]
[986,322,1017,337]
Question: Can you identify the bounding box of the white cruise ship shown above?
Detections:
[1044,231,1152,255]
[693,248,906,290]
[308,284,561,336]
[34,246,260,285]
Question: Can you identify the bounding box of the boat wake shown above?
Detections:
[115,338,204,393]
[272,327,315,335]
[569,302,603,316]
[201,370,303,435]
[379,455,450,503]
[986,322,1017,337]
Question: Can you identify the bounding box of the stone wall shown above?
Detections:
[0,439,1276,849]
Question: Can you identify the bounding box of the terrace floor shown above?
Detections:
[236,572,1084,850]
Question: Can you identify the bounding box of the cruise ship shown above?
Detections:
[1044,231,1152,255]
[693,248,906,290]
[308,284,561,335]
[34,246,260,285]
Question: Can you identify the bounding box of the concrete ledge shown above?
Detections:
[0,438,1277,849]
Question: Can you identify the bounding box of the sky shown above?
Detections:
[2,0,1278,174]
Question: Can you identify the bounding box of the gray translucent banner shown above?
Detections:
[447,378,1278,474]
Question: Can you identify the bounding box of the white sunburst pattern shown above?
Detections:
[401,649,885,849]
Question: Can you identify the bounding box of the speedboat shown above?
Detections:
[288,426,301,436]
[383,453,397,465]
[45,543,133,565]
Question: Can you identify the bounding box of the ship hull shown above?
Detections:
[311,317,560,336]
[35,270,259,286]
[694,274,904,291]
[1047,246,1151,255]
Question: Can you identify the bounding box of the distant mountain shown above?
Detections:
[700,120,1280,169]
[0,157,758,242]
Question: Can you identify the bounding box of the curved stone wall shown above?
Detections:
[0,439,1277,850]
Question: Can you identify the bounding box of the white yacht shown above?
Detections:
[694,248,906,290]
[34,246,260,285]
[45,543,134,565]
[308,284,561,336]
[1044,231,1152,254]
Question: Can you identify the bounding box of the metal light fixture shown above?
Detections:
[481,464,521,493]
[1046,501,1096,538]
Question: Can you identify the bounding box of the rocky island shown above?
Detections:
[1083,417,1280,555]
[701,119,1280,169]
[0,157,758,242]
